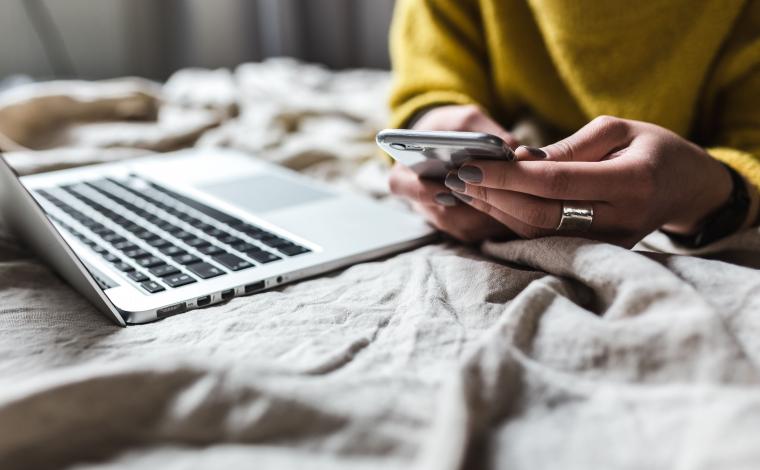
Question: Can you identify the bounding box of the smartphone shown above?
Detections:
[376,129,515,178]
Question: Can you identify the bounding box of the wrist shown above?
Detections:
[663,157,733,235]
[662,162,752,247]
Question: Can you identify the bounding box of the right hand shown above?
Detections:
[388,105,518,243]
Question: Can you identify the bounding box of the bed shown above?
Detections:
[1,59,759,470]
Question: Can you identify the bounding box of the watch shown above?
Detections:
[663,163,751,248]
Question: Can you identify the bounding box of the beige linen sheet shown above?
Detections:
[1,59,759,470]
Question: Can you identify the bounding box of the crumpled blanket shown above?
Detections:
[1,59,760,470]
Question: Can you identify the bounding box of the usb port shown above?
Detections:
[157,303,186,319]
[221,289,235,301]
[196,295,211,307]
[244,281,266,294]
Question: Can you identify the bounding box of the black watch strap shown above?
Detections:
[663,163,750,248]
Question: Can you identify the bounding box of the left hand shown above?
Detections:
[444,115,735,247]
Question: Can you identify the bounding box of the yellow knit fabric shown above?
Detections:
[389,0,760,191]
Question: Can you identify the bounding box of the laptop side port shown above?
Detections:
[196,295,211,307]
[157,303,186,319]
[221,289,235,301]
[244,281,266,294]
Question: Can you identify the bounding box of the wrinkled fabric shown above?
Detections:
[1,60,760,470]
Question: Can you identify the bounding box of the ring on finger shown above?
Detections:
[556,201,594,232]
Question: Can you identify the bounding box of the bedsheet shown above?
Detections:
[1,59,760,470]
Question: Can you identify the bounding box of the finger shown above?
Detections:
[513,145,548,161]
[413,200,514,243]
[446,170,625,232]
[515,115,633,162]
[451,192,555,239]
[418,104,519,149]
[455,159,628,201]
[469,115,519,149]
[389,164,453,206]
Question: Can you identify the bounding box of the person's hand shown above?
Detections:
[443,115,735,248]
[388,104,518,242]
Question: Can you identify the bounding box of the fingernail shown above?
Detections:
[444,172,466,192]
[458,166,483,183]
[452,193,472,203]
[434,192,457,207]
[517,146,547,159]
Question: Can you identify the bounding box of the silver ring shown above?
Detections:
[556,202,594,232]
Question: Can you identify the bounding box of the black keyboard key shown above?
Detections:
[158,222,181,233]
[80,219,101,228]
[186,262,225,279]
[244,230,270,240]
[146,237,171,248]
[213,253,253,271]
[173,230,194,240]
[204,228,227,238]
[219,235,243,246]
[113,262,135,272]
[279,245,311,256]
[173,254,201,266]
[103,253,120,263]
[149,182,240,224]
[238,223,264,235]
[247,250,281,264]
[159,245,186,257]
[261,237,291,248]
[128,271,149,283]
[102,233,126,244]
[123,248,151,259]
[92,245,109,254]
[123,224,143,233]
[185,237,210,249]
[92,226,114,236]
[79,237,97,247]
[197,223,216,232]
[198,244,225,256]
[231,242,257,252]
[162,273,196,288]
[141,281,165,293]
[136,256,164,268]
[134,230,159,241]
[150,264,180,277]
[113,241,138,251]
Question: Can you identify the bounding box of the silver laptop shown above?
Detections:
[0,149,435,326]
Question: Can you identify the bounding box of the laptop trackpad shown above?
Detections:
[197,174,333,213]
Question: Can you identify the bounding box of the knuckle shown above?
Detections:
[593,115,628,138]
[473,186,490,205]
[388,174,401,195]
[544,164,571,196]
[492,164,511,189]
[522,204,551,228]
[454,105,483,130]
[593,115,620,129]
[552,140,577,162]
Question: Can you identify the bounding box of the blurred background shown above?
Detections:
[0,0,395,83]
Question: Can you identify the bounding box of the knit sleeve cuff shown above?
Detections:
[707,147,760,193]
[389,90,481,129]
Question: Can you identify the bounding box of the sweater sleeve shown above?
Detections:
[705,59,760,191]
[703,3,760,192]
[388,0,493,128]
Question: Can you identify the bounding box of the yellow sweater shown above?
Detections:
[389,0,760,191]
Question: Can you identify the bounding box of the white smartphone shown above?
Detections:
[376,129,515,178]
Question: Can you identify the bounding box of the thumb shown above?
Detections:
[516,115,633,162]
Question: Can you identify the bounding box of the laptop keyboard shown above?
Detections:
[34,175,311,294]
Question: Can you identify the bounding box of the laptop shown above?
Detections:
[0,149,435,326]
